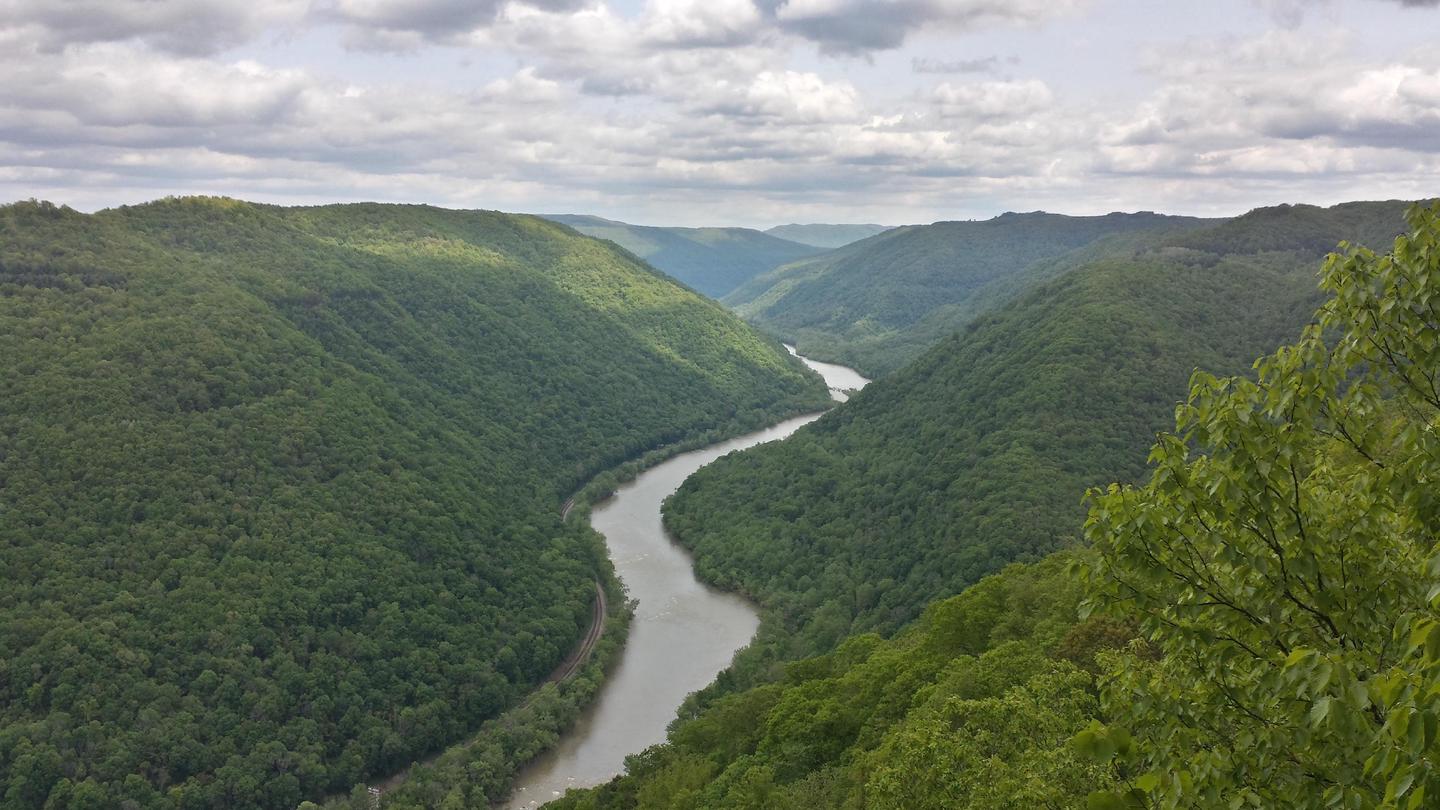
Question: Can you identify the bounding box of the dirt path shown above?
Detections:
[548,495,607,681]
[548,581,607,683]
[370,578,607,795]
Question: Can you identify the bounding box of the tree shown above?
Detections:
[1079,203,1440,808]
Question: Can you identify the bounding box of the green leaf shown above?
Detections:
[1087,791,1128,810]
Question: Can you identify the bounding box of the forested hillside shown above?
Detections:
[727,211,1214,376]
[552,202,1440,810]
[1082,203,1440,807]
[664,201,1413,690]
[549,553,1112,810]
[0,198,829,809]
[542,215,823,298]
[762,224,893,249]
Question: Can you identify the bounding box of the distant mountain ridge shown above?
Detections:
[543,213,824,298]
[729,210,1219,376]
[764,223,895,248]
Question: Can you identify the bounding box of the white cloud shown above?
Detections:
[699,70,862,122]
[773,0,1082,54]
[317,0,590,50]
[932,78,1052,119]
[0,48,309,130]
[641,0,765,46]
[1,0,1439,225]
[1105,29,1440,183]
[0,0,307,54]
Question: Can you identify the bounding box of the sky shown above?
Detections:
[1,0,1437,227]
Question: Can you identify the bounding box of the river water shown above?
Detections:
[504,350,868,808]
[783,344,868,402]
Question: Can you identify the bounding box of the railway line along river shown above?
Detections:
[504,349,869,808]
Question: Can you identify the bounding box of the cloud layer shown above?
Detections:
[1,0,1437,224]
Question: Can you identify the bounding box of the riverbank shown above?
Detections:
[326,351,842,810]
[504,353,869,808]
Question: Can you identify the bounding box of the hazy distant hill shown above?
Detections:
[764,223,894,248]
[544,214,824,298]
[0,198,828,809]
[729,211,1217,376]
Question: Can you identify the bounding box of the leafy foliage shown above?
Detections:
[0,198,828,809]
[664,205,1406,698]
[726,210,1216,376]
[547,554,1115,810]
[348,608,634,810]
[543,214,824,298]
[1082,203,1440,808]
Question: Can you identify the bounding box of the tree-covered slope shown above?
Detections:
[762,224,894,249]
[552,202,1440,810]
[0,198,829,810]
[1081,203,1440,808]
[542,214,824,298]
[549,552,1119,810]
[727,211,1215,376]
[664,201,1414,682]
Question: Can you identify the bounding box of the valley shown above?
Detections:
[7,3,1440,808]
[0,199,830,809]
[727,211,1217,376]
[540,216,824,299]
[506,351,868,809]
[544,203,1440,810]
[4,196,1437,810]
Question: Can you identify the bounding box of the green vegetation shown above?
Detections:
[548,552,1118,810]
[344,602,634,810]
[761,224,894,250]
[665,201,1411,696]
[546,205,1440,810]
[727,210,1215,376]
[0,197,828,810]
[7,194,1428,810]
[543,215,824,298]
[1081,203,1440,808]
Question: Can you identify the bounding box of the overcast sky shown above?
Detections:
[1,0,1437,227]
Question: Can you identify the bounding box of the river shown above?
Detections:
[504,349,869,808]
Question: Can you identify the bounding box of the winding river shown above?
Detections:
[504,349,869,808]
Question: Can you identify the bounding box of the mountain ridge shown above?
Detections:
[542,213,824,298]
[728,210,1219,376]
[662,199,1412,691]
[763,223,895,248]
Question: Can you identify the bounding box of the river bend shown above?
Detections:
[504,350,868,808]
